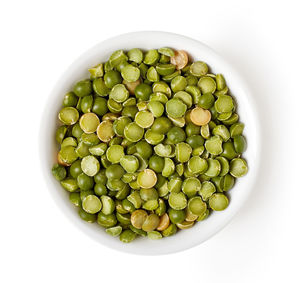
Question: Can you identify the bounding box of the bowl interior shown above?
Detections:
[40,31,260,255]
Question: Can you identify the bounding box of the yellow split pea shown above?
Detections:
[190,107,211,126]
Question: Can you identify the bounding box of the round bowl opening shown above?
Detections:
[40,31,260,255]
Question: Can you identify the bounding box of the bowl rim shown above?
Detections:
[39,31,261,255]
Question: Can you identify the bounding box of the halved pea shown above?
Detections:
[176,163,184,176]
[182,177,201,198]
[58,146,78,165]
[175,142,192,163]
[188,196,207,216]
[78,208,97,223]
[152,82,172,97]
[216,74,226,90]
[233,135,247,154]
[176,221,194,229]
[124,122,144,142]
[129,225,147,237]
[81,133,100,146]
[156,213,170,231]
[122,173,137,183]
[169,192,187,210]
[205,158,221,177]
[142,214,160,232]
[170,50,188,70]
[156,64,176,76]
[105,226,122,237]
[220,174,235,191]
[192,146,205,156]
[147,66,160,82]
[216,156,230,176]
[154,144,174,157]
[97,121,115,142]
[135,110,154,128]
[214,86,229,97]
[209,193,229,211]
[69,192,81,207]
[221,141,238,160]
[201,124,210,139]
[75,141,89,158]
[217,111,232,121]
[119,230,136,243]
[109,84,129,103]
[102,112,120,121]
[60,178,78,192]
[168,126,187,144]
[134,153,149,171]
[158,47,175,57]
[223,113,239,125]
[167,177,183,193]
[212,125,230,141]
[162,223,177,237]
[101,195,115,215]
[147,231,162,240]
[109,50,128,67]
[127,191,143,209]
[196,209,209,221]
[93,78,110,96]
[185,209,198,222]
[56,125,68,144]
[190,107,211,126]
[120,155,139,173]
[144,49,160,65]
[150,92,169,104]
[113,116,131,137]
[52,164,67,181]
[88,143,107,156]
[140,188,158,201]
[144,129,164,145]
[171,76,187,92]
[155,198,167,216]
[121,65,140,82]
[127,48,143,64]
[187,156,208,174]
[205,135,223,155]
[215,95,234,113]
[106,145,125,163]
[230,158,248,177]
[137,101,148,111]
[88,63,104,79]
[82,195,102,214]
[137,169,157,189]
[107,98,122,113]
[230,122,245,137]
[166,98,187,119]
[80,95,93,113]
[81,155,100,177]
[147,101,164,118]
[157,180,168,197]
[199,181,216,201]
[143,199,159,210]
[97,212,117,228]
[61,137,77,148]
[59,107,79,125]
[162,158,175,177]
[123,97,136,107]
[190,61,208,77]
[168,115,185,127]
[198,76,216,94]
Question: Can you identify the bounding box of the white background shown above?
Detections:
[0,0,299,282]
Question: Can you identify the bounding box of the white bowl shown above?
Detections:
[40,31,261,255]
